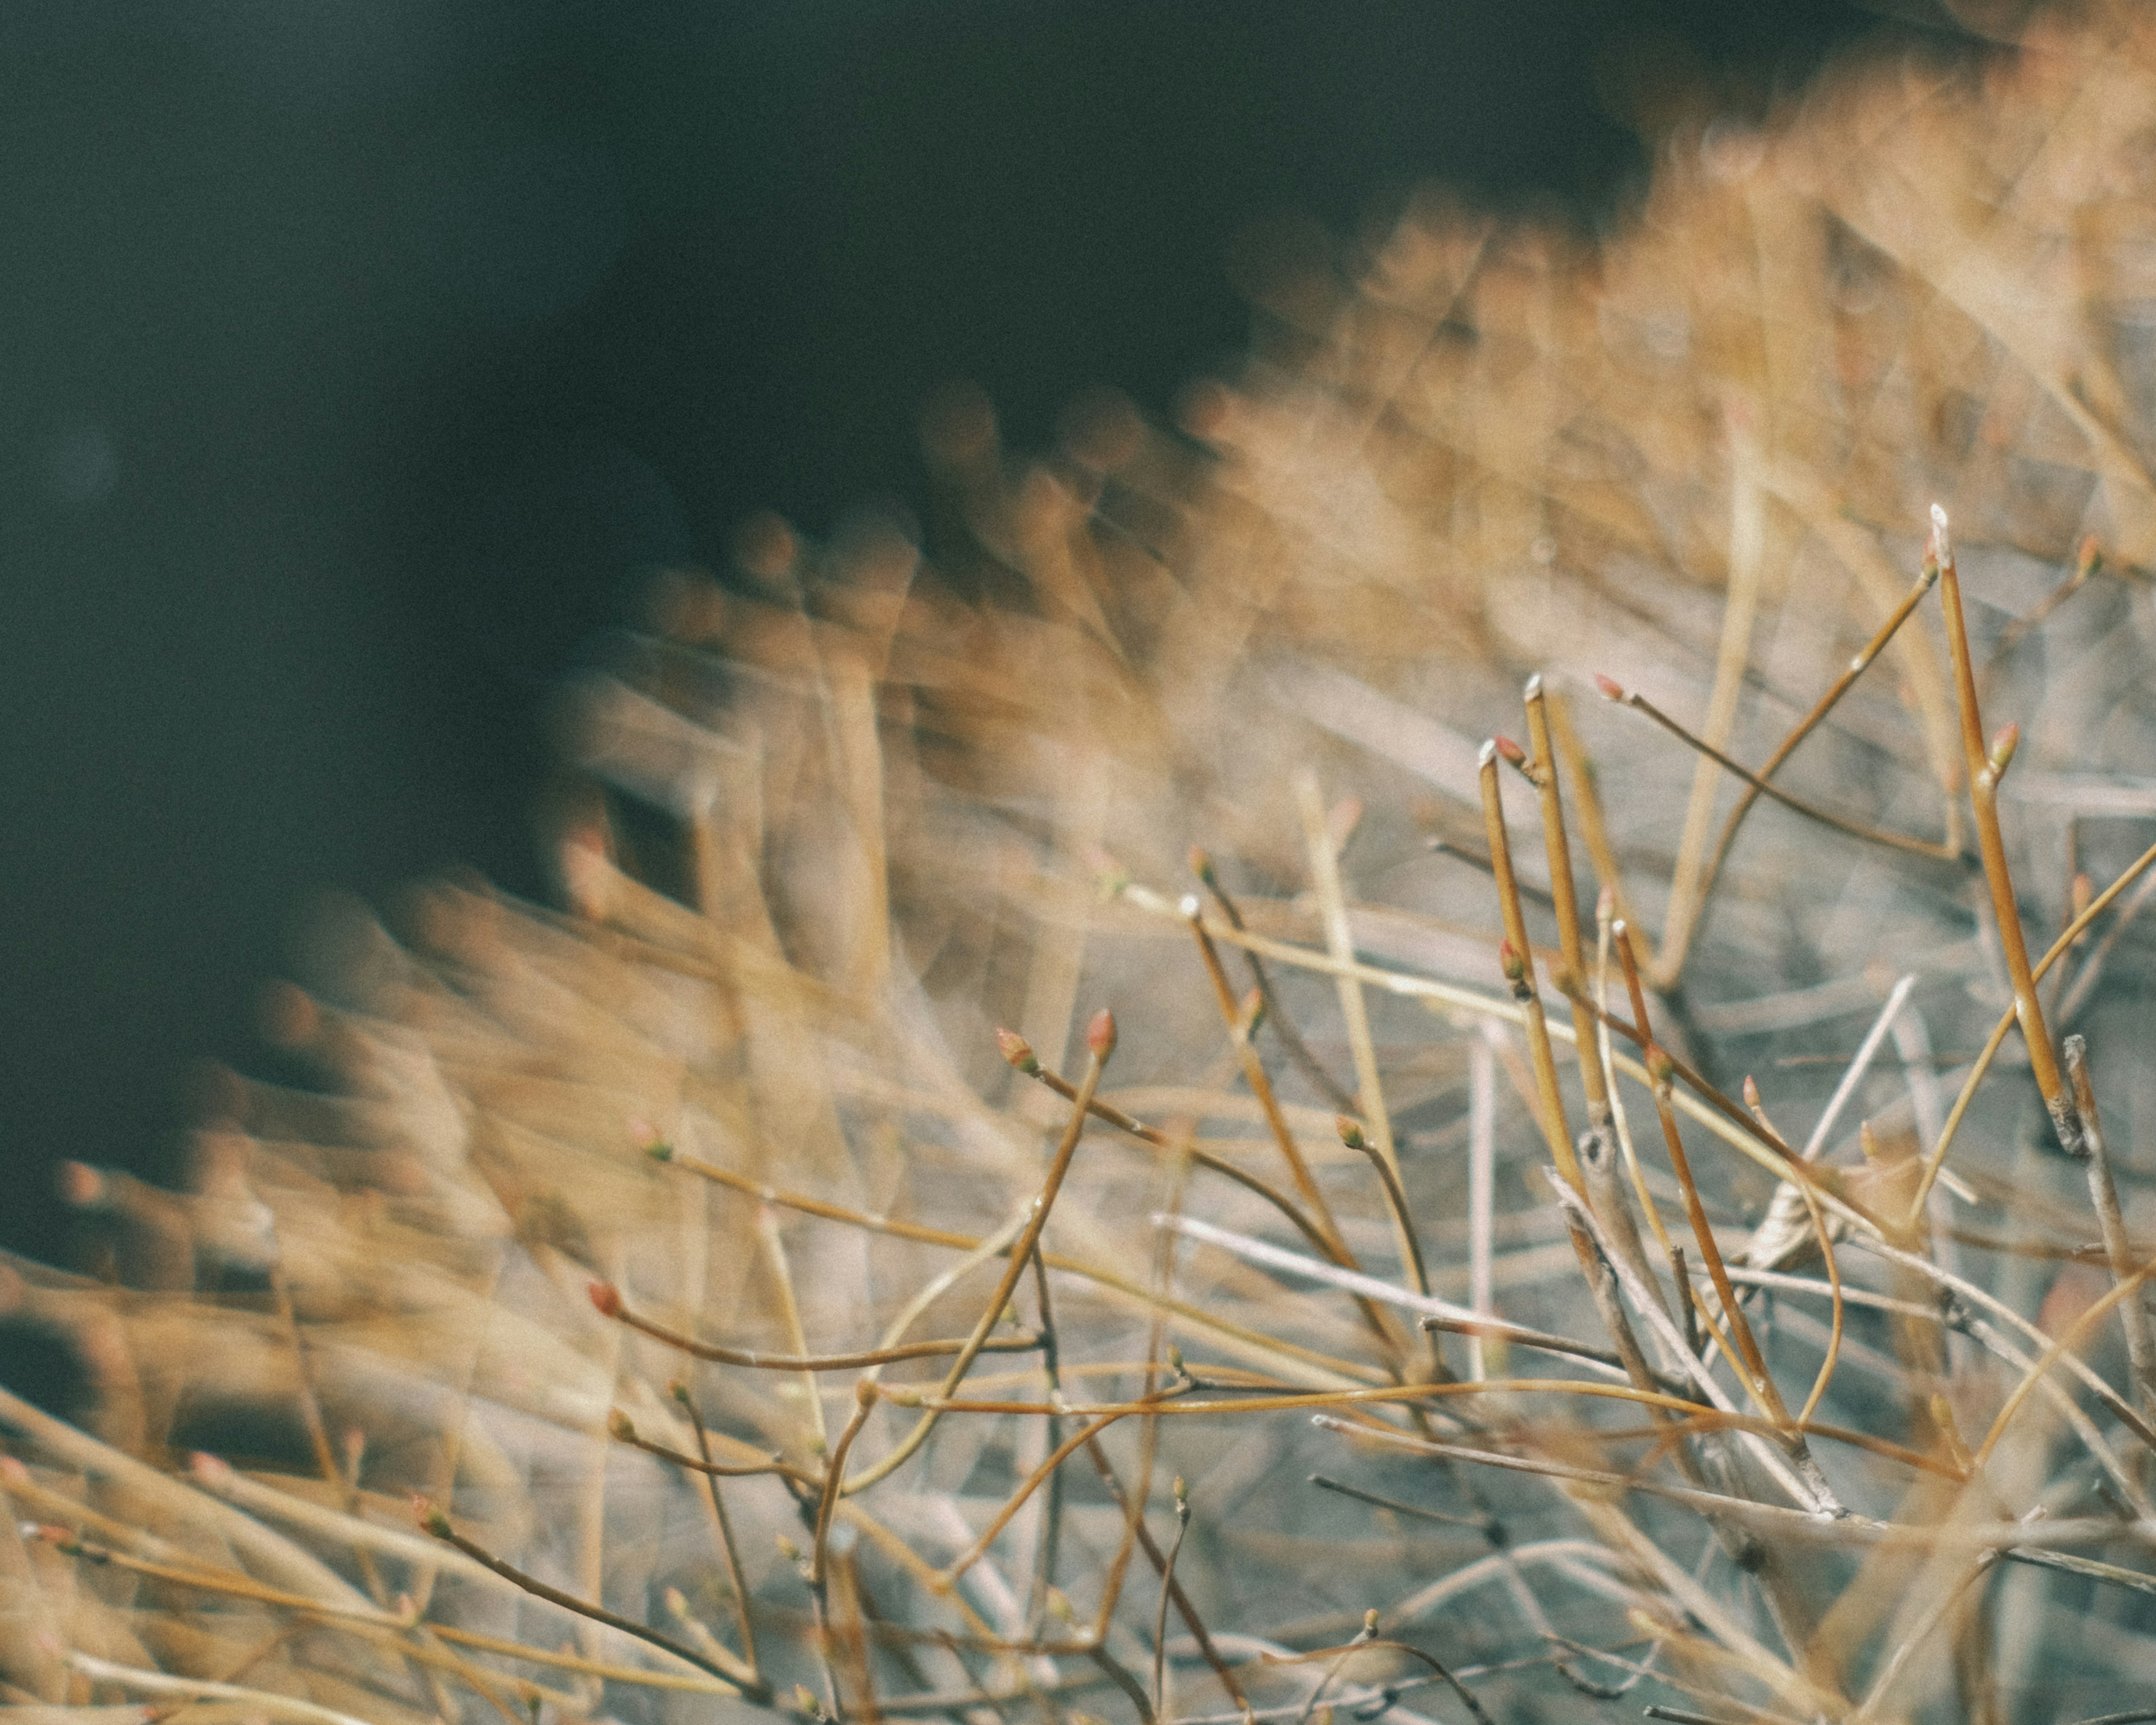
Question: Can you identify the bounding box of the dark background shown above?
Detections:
[0,0,1920,1266]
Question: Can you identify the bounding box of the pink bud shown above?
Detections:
[1986,722,2020,775]
[1086,1008,1117,1061]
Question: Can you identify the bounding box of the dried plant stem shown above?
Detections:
[1191,846,1357,1112]
[2064,1035,2156,1414]
[1857,1553,1997,1725]
[675,1383,761,1677]
[1544,688,1653,967]
[30,1525,412,1630]
[1306,1472,1494,1532]
[1078,1426,1251,1709]
[1652,444,1766,987]
[0,1385,363,1608]
[62,1649,376,1725]
[593,1287,1043,1370]
[849,1012,1113,1494]
[1526,682,1663,1320]
[1902,832,2156,1225]
[1522,678,1605,1131]
[933,1402,1158,1587]
[1467,1030,1496,1380]
[607,1417,820,1486]
[938,1377,1719,1426]
[1599,678,1961,861]
[1310,1416,1853,1542]
[1932,504,2079,1154]
[1720,1265,1938,1324]
[1614,925,1780,1420]
[2002,1546,2156,1603]
[1130,887,1890,1245]
[1267,1618,1497,1725]
[426,1622,734,1697]
[1295,772,1407,1242]
[656,1139,1384,1386]
[1701,559,1949,909]
[1001,1030,1353,1281]
[1840,1233,2156,1509]
[1335,1114,1444,1379]
[1595,901,1679,1308]
[812,1380,879,1586]
[1552,1185,1829,1513]
[1985,533,2101,681]
[759,1205,829,1450]
[417,1502,753,1692]
[1090,1646,1158,1725]
[1973,1261,2156,1475]
[1161,1210,1642,1384]
[1484,740,1733,1480]
[1554,958,1894,1242]
[1475,745,1577,1188]
[1179,907,1353,1263]
[2057,860,2156,1024]
[1152,1476,1189,1721]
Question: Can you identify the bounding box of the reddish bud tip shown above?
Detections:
[1187,845,1217,886]
[1596,883,1616,920]
[588,1281,623,1318]
[1086,1008,1117,1060]
[55,1161,103,1208]
[1593,674,1624,702]
[1498,939,1527,983]
[413,1496,451,1537]
[995,1027,1039,1075]
[1986,722,2020,775]
[1646,1046,1675,1086]
[1743,1074,1761,1108]
[1335,1115,1367,1150]
[1492,734,1526,767]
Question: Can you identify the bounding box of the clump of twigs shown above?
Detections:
[11,5,2156,1722]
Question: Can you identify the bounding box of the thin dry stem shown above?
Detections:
[1933,504,2078,1154]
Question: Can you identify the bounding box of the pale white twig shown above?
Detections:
[1468,1029,1497,1382]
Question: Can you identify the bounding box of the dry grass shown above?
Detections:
[9,4,2156,1721]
